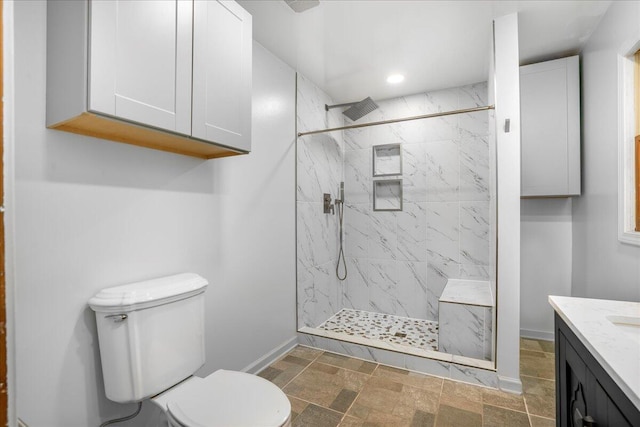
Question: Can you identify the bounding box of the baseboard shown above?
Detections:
[520,328,554,341]
[498,375,523,394]
[242,336,298,375]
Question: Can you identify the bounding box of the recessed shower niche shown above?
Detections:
[295,72,497,376]
[372,144,403,211]
[373,179,403,211]
[373,143,402,176]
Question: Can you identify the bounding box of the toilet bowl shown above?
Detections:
[89,273,291,427]
[153,370,291,427]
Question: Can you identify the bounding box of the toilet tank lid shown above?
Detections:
[88,273,208,312]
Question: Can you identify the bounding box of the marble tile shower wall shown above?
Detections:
[342,82,494,321]
[297,74,345,328]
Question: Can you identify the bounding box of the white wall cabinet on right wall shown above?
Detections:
[520,56,581,197]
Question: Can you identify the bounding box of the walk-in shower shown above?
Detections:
[296,74,497,371]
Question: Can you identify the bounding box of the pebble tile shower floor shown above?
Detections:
[317,309,439,351]
[258,338,556,426]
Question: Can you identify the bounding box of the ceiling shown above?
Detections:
[238,0,611,104]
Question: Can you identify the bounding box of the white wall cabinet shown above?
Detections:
[192,1,252,152]
[520,56,581,197]
[89,0,193,136]
[47,0,252,159]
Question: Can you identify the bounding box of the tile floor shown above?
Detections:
[258,338,556,426]
[317,309,440,351]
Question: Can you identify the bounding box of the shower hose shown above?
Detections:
[336,201,347,281]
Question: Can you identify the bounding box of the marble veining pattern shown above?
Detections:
[439,278,493,306]
[373,144,402,176]
[344,149,371,205]
[397,202,427,262]
[318,308,439,351]
[368,211,397,259]
[396,261,428,318]
[373,180,403,211]
[297,133,343,203]
[439,279,494,360]
[460,201,491,266]
[338,82,495,324]
[425,140,460,202]
[296,73,344,328]
[426,260,458,321]
[368,259,399,314]
[439,302,492,361]
[297,80,497,362]
[344,204,369,259]
[549,296,640,410]
[460,264,491,281]
[401,143,428,202]
[297,202,337,270]
[459,136,490,201]
[342,257,369,311]
[426,202,460,265]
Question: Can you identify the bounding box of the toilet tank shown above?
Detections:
[89,273,208,403]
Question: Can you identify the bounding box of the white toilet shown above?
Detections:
[89,273,291,427]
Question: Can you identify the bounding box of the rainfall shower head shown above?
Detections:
[343,97,379,121]
[325,97,379,122]
[284,0,320,13]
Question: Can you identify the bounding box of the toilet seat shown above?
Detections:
[153,370,291,427]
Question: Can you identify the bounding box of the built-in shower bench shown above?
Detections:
[438,279,494,361]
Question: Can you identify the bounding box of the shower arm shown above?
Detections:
[325,102,358,111]
[300,104,495,137]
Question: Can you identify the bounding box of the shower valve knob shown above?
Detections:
[323,193,334,214]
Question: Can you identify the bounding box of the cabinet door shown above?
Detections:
[192,1,252,152]
[587,373,633,427]
[89,0,192,135]
[520,56,580,197]
[560,332,591,427]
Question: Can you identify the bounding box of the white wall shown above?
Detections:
[493,13,522,394]
[12,1,296,425]
[520,199,573,339]
[572,1,640,301]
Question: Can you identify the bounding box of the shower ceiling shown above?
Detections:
[238,0,611,104]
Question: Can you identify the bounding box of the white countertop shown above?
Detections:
[549,296,640,410]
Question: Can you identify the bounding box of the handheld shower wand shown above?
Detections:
[335,182,344,206]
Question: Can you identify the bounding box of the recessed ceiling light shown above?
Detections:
[386,74,405,84]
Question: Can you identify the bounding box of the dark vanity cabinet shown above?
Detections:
[555,314,640,427]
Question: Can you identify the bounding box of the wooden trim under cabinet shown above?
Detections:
[49,113,245,159]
